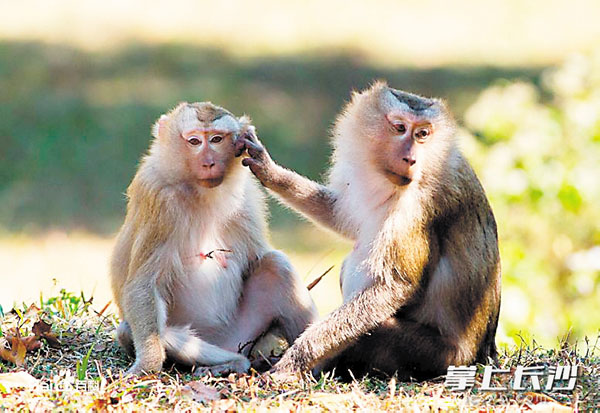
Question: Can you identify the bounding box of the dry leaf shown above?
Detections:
[0,372,39,390]
[19,335,42,352]
[32,320,61,347]
[24,304,41,317]
[93,397,109,411]
[0,336,27,366]
[183,380,221,403]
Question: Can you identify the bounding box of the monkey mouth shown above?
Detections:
[384,169,412,186]
[398,176,412,185]
[197,177,224,188]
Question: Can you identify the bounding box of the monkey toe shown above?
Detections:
[194,358,251,377]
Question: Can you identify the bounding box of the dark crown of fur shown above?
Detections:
[186,102,234,123]
[389,89,435,112]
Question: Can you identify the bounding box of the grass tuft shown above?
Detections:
[0,291,598,411]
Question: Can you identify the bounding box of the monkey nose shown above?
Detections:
[402,157,416,166]
[202,162,216,169]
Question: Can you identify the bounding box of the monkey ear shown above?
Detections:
[152,115,169,138]
[237,116,255,140]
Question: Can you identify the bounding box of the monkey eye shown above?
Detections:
[414,127,431,142]
[187,136,201,146]
[210,135,223,143]
[393,123,407,134]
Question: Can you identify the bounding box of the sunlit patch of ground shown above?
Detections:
[0,295,597,411]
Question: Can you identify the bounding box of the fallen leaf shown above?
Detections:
[24,304,41,317]
[0,336,27,366]
[32,320,61,347]
[182,380,221,403]
[0,372,40,390]
[20,335,42,351]
[93,397,109,411]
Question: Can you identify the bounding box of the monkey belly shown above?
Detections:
[168,256,246,338]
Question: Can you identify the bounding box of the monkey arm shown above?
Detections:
[272,278,414,374]
[120,273,168,374]
[116,182,177,374]
[272,212,430,374]
[242,135,354,238]
[264,164,353,237]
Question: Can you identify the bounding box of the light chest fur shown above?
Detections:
[166,170,268,338]
[336,173,459,340]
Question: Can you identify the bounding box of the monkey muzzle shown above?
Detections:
[384,168,413,186]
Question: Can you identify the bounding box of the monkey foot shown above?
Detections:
[250,354,282,373]
[194,358,250,377]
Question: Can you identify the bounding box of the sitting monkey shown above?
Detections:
[110,102,318,375]
[242,82,501,381]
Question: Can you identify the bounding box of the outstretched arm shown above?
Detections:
[241,134,354,239]
[272,278,412,375]
[270,213,431,376]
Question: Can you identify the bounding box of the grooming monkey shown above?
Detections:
[242,82,501,380]
[110,102,318,375]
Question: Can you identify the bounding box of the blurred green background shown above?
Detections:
[0,0,599,348]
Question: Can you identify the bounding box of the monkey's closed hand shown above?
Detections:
[267,362,302,384]
[241,132,278,186]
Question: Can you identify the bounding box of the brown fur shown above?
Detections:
[110,102,318,375]
[242,82,501,380]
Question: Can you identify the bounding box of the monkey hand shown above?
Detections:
[266,350,307,384]
[240,131,279,187]
[267,362,302,384]
[125,361,158,377]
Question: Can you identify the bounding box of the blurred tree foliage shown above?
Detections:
[0,41,539,233]
[463,52,600,344]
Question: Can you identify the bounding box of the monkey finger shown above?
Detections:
[242,157,260,169]
[268,369,300,384]
[243,139,264,158]
[234,139,246,157]
[243,129,260,144]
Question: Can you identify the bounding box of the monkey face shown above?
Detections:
[378,110,433,185]
[154,103,248,188]
[365,85,445,186]
[180,127,237,188]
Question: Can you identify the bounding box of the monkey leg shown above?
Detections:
[321,317,461,381]
[161,325,250,374]
[221,250,318,355]
[116,321,135,358]
[120,278,251,374]
[118,319,250,374]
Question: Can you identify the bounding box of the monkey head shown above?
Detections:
[152,102,253,188]
[340,82,456,187]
